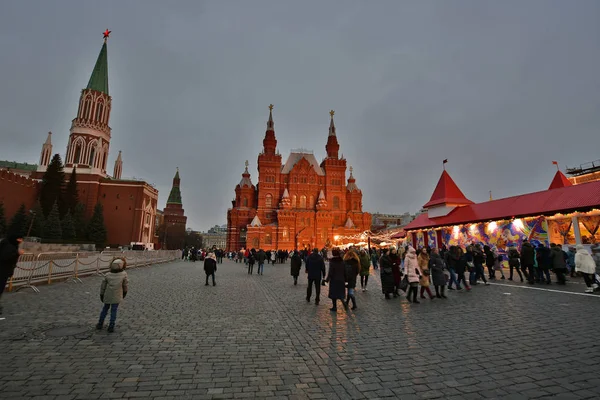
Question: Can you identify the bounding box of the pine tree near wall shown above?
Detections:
[72,203,87,240]
[27,201,46,239]
[0,202,7,238]
[39,154,66,217]
[44,202,63,240]
[7,204,28,238]
[61,210,76,240]
[63,167,79,217]
[87,203,107,247]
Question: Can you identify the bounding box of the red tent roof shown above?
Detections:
[548,170,572,190]
[423,170,474,208]
[390,230,406,239]
[405,179,600,231]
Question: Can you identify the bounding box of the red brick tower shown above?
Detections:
[162,168,187,249]
[226,160,257,250]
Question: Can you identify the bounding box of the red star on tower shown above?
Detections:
[103,29,111,39]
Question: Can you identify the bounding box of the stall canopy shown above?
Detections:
[405,171,600,231]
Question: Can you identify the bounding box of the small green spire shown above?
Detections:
[167,168,182,205]
[86,39,109,95]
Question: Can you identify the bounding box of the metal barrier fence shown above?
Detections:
[6,250,181,293]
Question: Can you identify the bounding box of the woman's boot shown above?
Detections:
[412,287,420,304]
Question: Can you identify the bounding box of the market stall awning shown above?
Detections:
[405,179,600,231]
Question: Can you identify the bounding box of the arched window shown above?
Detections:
[265,233,272,245]
[96,101,104,122]
[282,227,288,239]
[242,197,248,207]
[265,194,272,208]
[353,201,359,211]
[89,146,96,166]
[252,238,259,247]
[299,195,307,209]
[292,195,297,208]
[333,196,340,209]
[83,96,92,119]
[309,196,314,209]
[73,142,82,164]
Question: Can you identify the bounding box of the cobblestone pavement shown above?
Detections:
[1,259,600,399]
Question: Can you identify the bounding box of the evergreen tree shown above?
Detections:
[44,201,63,240]
[63,166,79,216]
[7,203,28,238]
[61,210,76,240]
[0,202,7,238]
[39,154,66,217]
[87,203,107,246]
[72,202,87,239]
[27,201,46,238]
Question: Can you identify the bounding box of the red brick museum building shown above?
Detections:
[226,107,371,251]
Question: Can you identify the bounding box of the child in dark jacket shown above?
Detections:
[97,258,129,333]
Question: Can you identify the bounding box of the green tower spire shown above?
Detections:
[86,31,110,95]
[167,168,182,205]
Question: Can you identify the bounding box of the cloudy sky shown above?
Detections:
[1,1,599,231]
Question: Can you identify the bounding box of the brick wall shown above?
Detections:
[0,169,40,219]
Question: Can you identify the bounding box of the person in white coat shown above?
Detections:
[575,245,596,293]
[97,258,129,332]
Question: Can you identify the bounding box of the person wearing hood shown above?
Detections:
[306,249,326,305]
[379,248,395,299]
[429,248,447,298]
[326,248,347,312]
[290,252,302,285]
[97,258,129,333]
[472,244,488,285]
[550,244,567,285]
[405,247,422,304]
[359,249,371,292]
[507,246,523,282]
[0,234,25,314]
[575,244,596,293]
[204,252,217,286]
[343,250,360,310]
[492,246,506,280]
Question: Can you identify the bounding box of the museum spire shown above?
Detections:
[325,110,340,159]
[262,104,277,155]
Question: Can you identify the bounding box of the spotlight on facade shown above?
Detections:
[512,218,524,231]
[487,221,498,233]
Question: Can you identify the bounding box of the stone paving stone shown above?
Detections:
[0,259,599,399]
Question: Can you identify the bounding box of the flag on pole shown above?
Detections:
[552,161,558,165]
[443,159,448,164]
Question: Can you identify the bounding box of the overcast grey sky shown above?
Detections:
[1,1,599,231]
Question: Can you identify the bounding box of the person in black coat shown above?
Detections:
[484,245,495,280]
[306,249,326,304]
[204,253,217,286]
[520,240,536,284]
[290,253,302,285]
[343,250,360,310]
[326,249,347,312]
[0,234,24,314]
[536,244,552,284]
[379,248,395,299]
